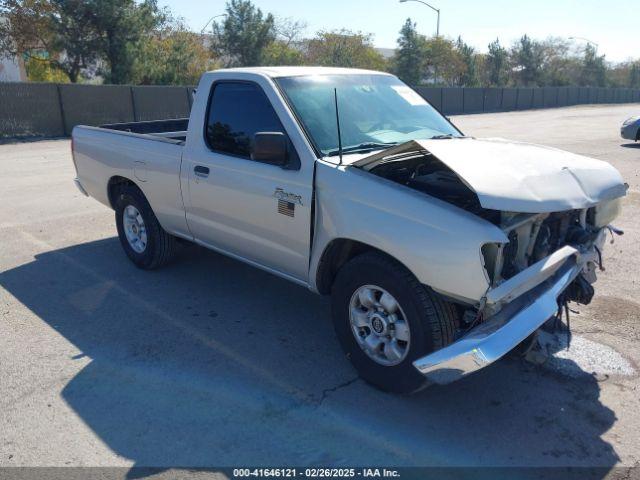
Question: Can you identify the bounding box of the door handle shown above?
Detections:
[194,165,210,178]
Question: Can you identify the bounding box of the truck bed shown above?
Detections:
[100,118,189,144]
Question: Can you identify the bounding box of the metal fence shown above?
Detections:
[0,83,194,138]
[414,86,640,115]
[1,82,639,139]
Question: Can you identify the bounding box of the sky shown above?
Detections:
[160,0,637,63]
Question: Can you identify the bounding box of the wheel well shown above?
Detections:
[107,176,140,209]
[316,239,392,295]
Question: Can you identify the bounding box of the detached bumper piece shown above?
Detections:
[413,239,604,385]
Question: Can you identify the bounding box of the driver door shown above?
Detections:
[182,81,313,283]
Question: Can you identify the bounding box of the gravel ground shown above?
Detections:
[537,332,635,378]
[1,104,639,473]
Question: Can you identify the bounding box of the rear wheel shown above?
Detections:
[331,252,458,393]
[114,185,177,269]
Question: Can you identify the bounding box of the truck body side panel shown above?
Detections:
[72,126,190,238]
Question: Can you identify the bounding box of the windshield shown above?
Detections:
[275,74,463,157]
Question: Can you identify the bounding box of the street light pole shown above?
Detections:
[569,36,599,52]
[200,14,226,35]
[399,0,440,37]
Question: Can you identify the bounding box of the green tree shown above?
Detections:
[274,17,306,47]
[455,36,478,86]
[579,43,606,87]
[424,36,463,85]
[262,41,305,66]
[24,51,70,82]
[485,38,508,86]
[0,0,101,82]
[212,0,276,67]
[393,18,427,85]
[511,35,544,86]
[261,16,306,66]
[629,62,640,88]
[305,30,387,70]
[0,0,164,83]
[539,37,580,86]
[88,0,165,84]
[132,23,216,85]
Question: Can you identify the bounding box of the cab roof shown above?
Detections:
[207,66,393,78]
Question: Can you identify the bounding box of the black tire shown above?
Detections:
[114,184,177,269]
[331,251,458,394]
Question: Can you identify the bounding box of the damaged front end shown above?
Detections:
[352,138,627,384]
[479,206,618,312]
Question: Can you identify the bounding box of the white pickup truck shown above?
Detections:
[72,67,627,393]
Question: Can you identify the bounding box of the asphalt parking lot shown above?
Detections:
[1,104,639,472]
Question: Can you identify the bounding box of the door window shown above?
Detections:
[205,82,285,160]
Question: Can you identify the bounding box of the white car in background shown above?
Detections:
[621,115,640,141]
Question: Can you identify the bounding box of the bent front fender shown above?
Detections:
[309,162,507,304]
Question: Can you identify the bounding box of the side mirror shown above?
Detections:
[252,132,288,166]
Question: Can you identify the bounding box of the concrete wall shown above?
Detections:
[1,83,640,138]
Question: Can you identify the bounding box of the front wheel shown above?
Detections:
[114,185,177,269]
[331,252,458,394]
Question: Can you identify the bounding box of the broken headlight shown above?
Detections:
[592,197,622,228]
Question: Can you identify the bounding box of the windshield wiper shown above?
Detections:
[326,142,398,157]
[429,134,466,139]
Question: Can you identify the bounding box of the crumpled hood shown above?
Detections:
[352,137,627,213]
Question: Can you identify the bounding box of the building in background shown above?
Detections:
[0,54,27,82]
[0,16,27,82]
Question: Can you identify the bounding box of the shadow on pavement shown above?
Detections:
[0,238,619,474]
[620,142,639,148]
[0,136,67,145]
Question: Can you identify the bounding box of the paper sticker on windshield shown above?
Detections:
[391,86,428,106]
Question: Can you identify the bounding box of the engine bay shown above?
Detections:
[366,152,501,223]
[365,151,604,285]
[483,210,600,284]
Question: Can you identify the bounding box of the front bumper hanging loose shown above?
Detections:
[413,232,606,385]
